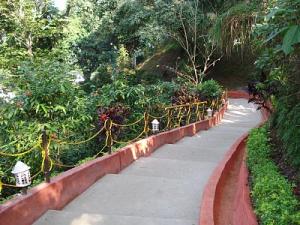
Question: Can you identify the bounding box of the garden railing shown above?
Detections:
[0,91,227,196]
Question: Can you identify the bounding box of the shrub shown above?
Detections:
[274,102,300,167]
[197,79,223,101]
[247,127,300,225]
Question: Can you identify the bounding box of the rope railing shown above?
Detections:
[148,112,168,120]
[53,126,106,145]
[111,116,144,127]
[0,139,41,157]
[0,92,227,195]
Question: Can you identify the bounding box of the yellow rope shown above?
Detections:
[54,126,105,145]
[93,144,108,158]
[40,146,46,173]
[53,133,109,167]
[31,170,42,179]
[165,101,207,110]
[53,142,108,167]
[49,157,54,172]
[39,136,52,173]
[1,182,18,188]
[112,130,145,144]
[0,141,41,157]
[111,116,144,127]
[53,161,76,168]
[148,112,168,119]
[52,132,77,143]
[93,131,110,158]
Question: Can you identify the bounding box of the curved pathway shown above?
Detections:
[35,99,261,225]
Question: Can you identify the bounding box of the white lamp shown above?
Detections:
[12,161,31,188]
[207,108,213,117]
[151,119,160,133]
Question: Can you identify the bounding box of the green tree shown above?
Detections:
[0,0,66,70]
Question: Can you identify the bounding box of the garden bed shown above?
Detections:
[247,126,300,225]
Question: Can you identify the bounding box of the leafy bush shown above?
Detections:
[197,79,223,101]
[0,59,100,199]
[250,0,300,169]
[247,127,300,225]
[171,86,198,105]
[273,101,300,167]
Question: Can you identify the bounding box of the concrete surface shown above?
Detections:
[34,99,261,225]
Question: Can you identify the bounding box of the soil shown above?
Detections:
[269,129,300,199]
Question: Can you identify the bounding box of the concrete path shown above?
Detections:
[34,99,261,225]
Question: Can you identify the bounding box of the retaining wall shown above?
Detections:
[199,90,270,225]
[0,102,228,225]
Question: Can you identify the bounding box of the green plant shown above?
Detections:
[197,79,223,101]
[247,127,300,225]
[212,2,257,55]
[274,102,300,167]
[252,0,300,169]
[0,58,99,199]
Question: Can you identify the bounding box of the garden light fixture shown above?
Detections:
[151,119,160,133]
[207,108,213,117]
[12,161,31,189]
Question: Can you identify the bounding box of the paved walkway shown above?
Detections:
[35,99,261,225]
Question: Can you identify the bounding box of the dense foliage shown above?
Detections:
[259,0,300,168]
[213,1,300,222]
[214,0,300,167]
[247,126,300,225]
[249,0,300,168]
[2,2,298,218]
[0,0,229,201]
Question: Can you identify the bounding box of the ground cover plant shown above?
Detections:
[247,126,300,225]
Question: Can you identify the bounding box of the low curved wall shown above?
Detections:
[199,90,263,225]
[232,155,258,225]
[0,102,228,225]
[227,90,250,99]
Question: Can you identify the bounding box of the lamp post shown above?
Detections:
[151,119,160,133]
[12,161,31,195]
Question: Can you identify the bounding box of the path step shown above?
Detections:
[35,210,196,225]
[121,157,216,181]
[151,143,232,163]
[62,174,201,220]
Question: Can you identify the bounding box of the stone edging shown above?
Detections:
[0,101,228,225]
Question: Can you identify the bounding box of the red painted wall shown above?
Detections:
[232,159,258,225]
[228,90,250,99]
[199,90,266,225]
[0,102,228,225]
